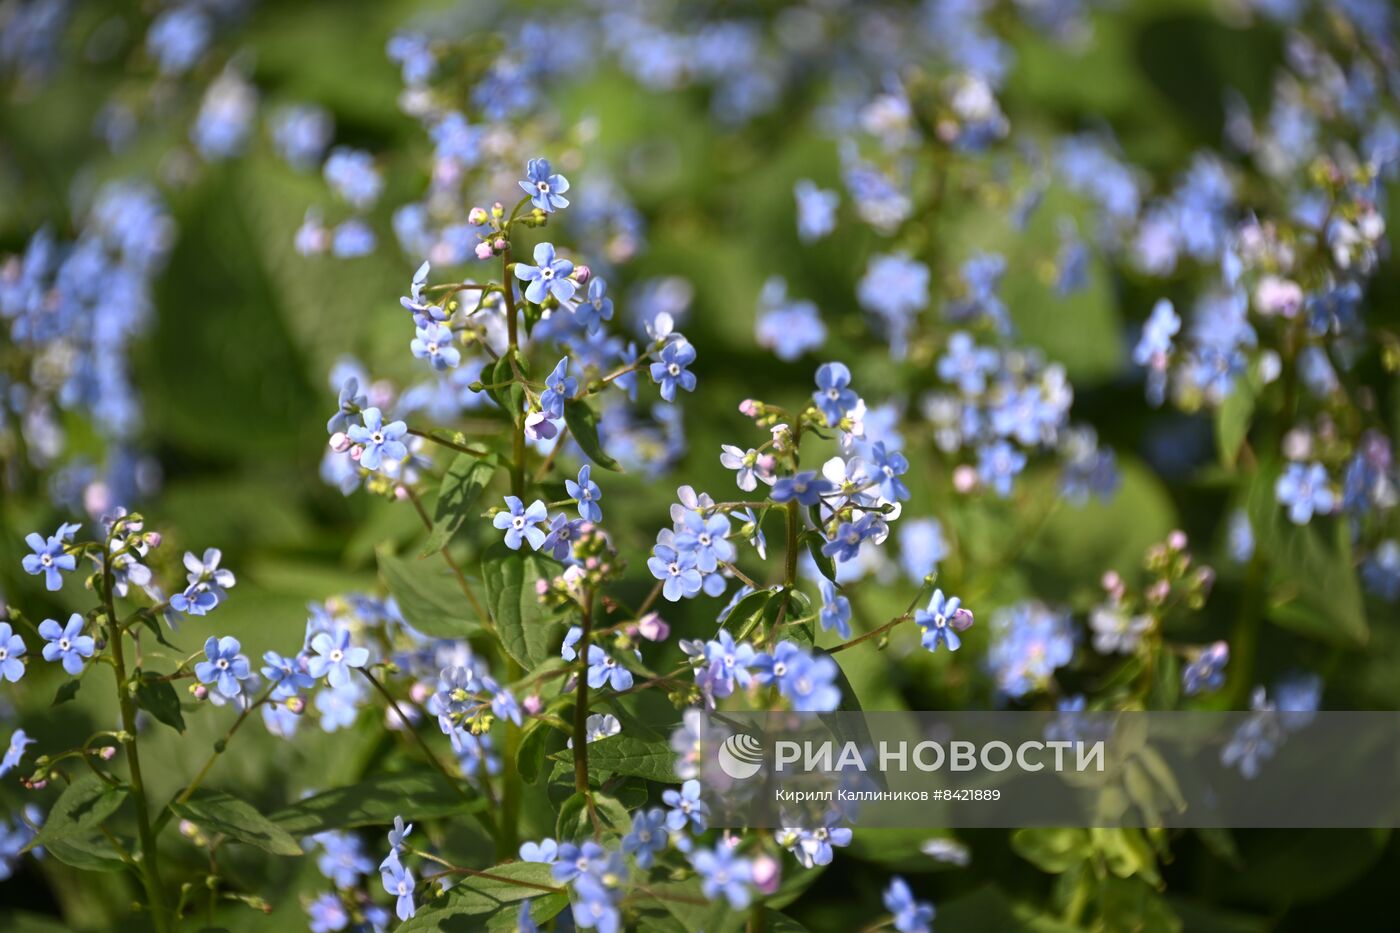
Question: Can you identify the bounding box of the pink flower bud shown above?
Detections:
[329,432,351,453]
[637,613,670,642]
[99,746,117,760]
[493,237,507,251]
[1167,529,1188,551]
[145,531,163,549]
[1101,570,1122,593]
[349,445,363,462]
[475,241,494,260]
[285,696,306,715]
[410,682,433,704]
[535,579,550,596]
[751,854,781,894]
[739,399,759,417]
[468,207,489,226]
[394,485,410,501]
[523,694,544,715]
[573,264,591,285]
[953,465,978,493]
[950,607,975,632]
[192,684,209,700]
[1146,579,1171,605]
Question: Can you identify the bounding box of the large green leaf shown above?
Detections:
[481,542,561,669]
[555,790,631,840]
[27,774,127,852]
[377,549,481,639]
[564,398,621,471]
[398,862,565,933]
[271,773,483,835]
[550,733,678,784]
[1246,462,1367,645]
[171,789,303,856]
[421,455,497,556]
[43,834,128,873]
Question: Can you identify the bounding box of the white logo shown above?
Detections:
[717,732,764,780]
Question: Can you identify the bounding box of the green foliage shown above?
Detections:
[481,543,563,668]
[170,789,303,856]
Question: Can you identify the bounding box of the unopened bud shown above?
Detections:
[751,854,782,894]
[573,264,591,285]
[952,465,978,493]
[475,241,494,260]
[329,432,351,453]
[191,683,209,700]
[468,207,489,226]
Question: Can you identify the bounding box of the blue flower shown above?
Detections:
[691,844,753,909]
[519,838,558,863]
[649,339,697,402]
[754,641,841,712]
[306,893,348,933]
[977,440,1027,497]
[39,614,94,675]
[794,179,839,242]
[663,780,709,833]
[1133,299,1180,366]
[648,544,703,601]
[675,510,733,572]
[575,277,614,332]
[261,651,314,699]
[514,242,576,304]
[323,147,383,209]
[586,645,634,692]
[410,323,460,371]
[897,519,948,584]
[0,730,35,778]
[915,589,963,653]
[347,408,408,471]
[380,851,416,921]
[1275,462,1335,524]
[1183,641,1229,695]
[561,626,583,662]
[813,362,858,426]
[884,877,935,933]
[566,465,603,523]
[702,631,757,698]
[0,623,26,683]
[818,579,852,639]
[784,813,854,867]
[170,582,218,616]
[822,514,877,563]
[552,840,606,883]
[519,158,571,213]
[195,636,251,698]
[937,332,999,395]
[22,531,76,591]
[541,514,585,561]
[771,471,835,506]
[622,808,668,868]
[540,358,577,419]
[314,831,375,889]
[307,628,370,688]
[327,377,367,435]
[493,496,549,550]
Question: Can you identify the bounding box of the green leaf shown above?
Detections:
[481,542,561,668]
[398,862,564,933]
[549,733,678,783]
[804,531,837,582]
[44,834,128,873]
[170,789,302,856]
[555,790,631,840]
[1011,828,1091,874]
[272,773,483,835]
[135,674,186,733]
[52,680,81,706]
[377,549,480,640]
[563,398,621,471]
[421,455,496,556]
[631,878,741,933]
[486,351,528,417]
[27,774,127,852]
[1246,463,1367,646]
[722,586,777,635]
[1215,380,1255,468]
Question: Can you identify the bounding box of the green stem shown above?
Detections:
[102,570,171,932]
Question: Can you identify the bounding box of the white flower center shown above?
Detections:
[59,639,70,650]
[667,363,681,376]
[330,649,344,663]
[537,181,551,193]
[371,431,384,444]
